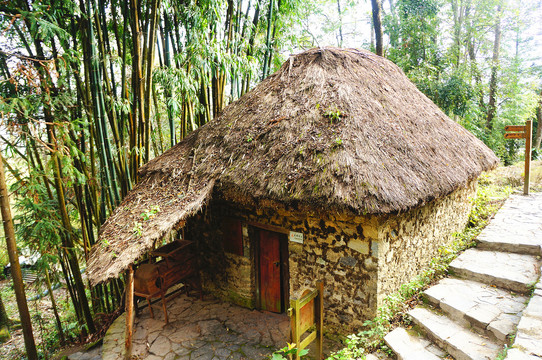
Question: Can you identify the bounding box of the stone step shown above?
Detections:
[476,194,542,256]
[476,223,542,256]
[409,307,501,360]
[423,278,527,341]
[384,327,445,360]
[506,289,542,358]
[449,249,539,294]
[504,348,540,359]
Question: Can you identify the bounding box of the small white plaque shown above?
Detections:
[289,231,304,244]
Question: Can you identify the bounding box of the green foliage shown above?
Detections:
[385,0,441,72]
[141,205,161,221]
[495,345,510,360]
[270,343,309,360]
[415,72,475,117]
[133,221,143,237]
[380,0,542,165]
[323,106,345,123]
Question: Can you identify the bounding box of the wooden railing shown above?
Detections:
[288,280,324,360]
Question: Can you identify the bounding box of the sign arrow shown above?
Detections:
[504,132,526,139]
[505,125,526,132]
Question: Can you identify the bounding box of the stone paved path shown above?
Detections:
[384,192,542,360]
[100,293,290,360]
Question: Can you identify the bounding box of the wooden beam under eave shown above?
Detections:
[124,265,135,360]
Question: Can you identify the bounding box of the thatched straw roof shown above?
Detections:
[87,47,498,285]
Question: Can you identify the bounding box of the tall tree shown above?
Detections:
[534,88,542,149]
[0,156,38,360]
[486,3,502,130]
[337,0,344,47]
[371,0,383,56]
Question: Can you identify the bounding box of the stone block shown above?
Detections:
[371,241,379,257]
[465,303,501,329]
[488,317,516,342]
[384,327,441,360]
[348,239,369,254]
[316,257,327,266]
[339,256,358,267]
[326,250,340,263]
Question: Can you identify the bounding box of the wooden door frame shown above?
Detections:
[250,223,290,313]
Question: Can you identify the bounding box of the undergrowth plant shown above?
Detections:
[271,343,309,360]
[327,175,512,359]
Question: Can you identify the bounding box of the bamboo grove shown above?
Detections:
[0,0,299,348]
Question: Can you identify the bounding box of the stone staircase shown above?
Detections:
[384,193,542,360]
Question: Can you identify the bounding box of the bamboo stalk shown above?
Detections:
[0,156,38,360]
[143,0,162,162]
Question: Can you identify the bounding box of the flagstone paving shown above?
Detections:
[100,293,290,360]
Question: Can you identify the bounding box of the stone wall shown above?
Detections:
[187,196,381,332]
[186,205,256,309]
[281,210,380,331]
[186,181,477,333]
[375,180,477,306]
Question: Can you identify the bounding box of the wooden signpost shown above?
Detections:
[504,120,532,195]
[288,280,324,360]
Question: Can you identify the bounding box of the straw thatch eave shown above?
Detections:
[87,47,498,285]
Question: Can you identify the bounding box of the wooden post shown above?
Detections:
[524,120,532,195]
[124,265,134,360]
[315,280,324,360]
[291,297,301,360]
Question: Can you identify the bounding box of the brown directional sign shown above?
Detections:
[505,125,526,132]
[504,132,526,139]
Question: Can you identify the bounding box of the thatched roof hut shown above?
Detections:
[87,47,497,286]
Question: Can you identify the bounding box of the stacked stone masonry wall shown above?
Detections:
[186,181,476,333]
[376,180,477,306]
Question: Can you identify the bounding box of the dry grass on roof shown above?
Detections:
[88,47,498,285]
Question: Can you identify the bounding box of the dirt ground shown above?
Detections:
[0,276,75,359]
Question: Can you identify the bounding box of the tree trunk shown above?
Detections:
[0,293,9,342]
[371,0,383,56]
[0,156,38,360]
[451,0,466,68]
[486,4,502,130]
[337,0,343,47]
[534,88,542,149]
[44,268,65,345]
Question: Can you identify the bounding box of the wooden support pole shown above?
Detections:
[124,265,134,360]
[315,280,324,360]
[524,120,532,195]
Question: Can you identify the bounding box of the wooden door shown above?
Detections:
[259,230,282,313]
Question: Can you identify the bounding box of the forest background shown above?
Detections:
[0,0,541,358]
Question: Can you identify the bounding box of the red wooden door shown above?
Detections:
[259,230,282,313]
